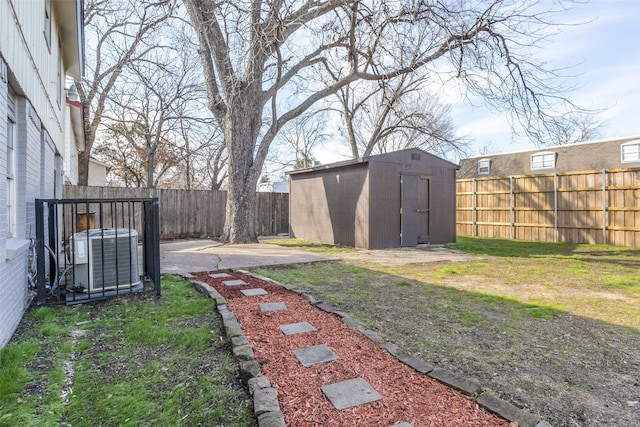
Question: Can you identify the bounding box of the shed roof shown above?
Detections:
[287,148,459,176]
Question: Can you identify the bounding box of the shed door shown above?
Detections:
[401,175,430,246]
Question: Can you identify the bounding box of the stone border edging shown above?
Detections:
[185,270,552,427]
[237,270,553,427]
[184,273,286,427]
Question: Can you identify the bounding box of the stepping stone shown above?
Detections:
[389,424,413,427]
[321,378,382,410]
[240,288,268,297]
[279,322,317,336]
[260,302,287,312]
[293,344,339,367]
[222,279,247,287]
[209,272,231,279]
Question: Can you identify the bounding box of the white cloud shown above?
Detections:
[448,0,640,156]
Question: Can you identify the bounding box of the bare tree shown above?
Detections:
[94,126,179,188]
[100,40,206,188]
[335,73,469,158]
[268,112,328,172]
[93,136,146,187]
[173,118,226,190]
[184,0,590,243]
[549,111,604,145]
[205,142,228,191]
[76,0,176,185]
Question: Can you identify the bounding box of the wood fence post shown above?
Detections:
[602,169,607,244]
[509,176,514,240]
[554,173,558,243]
[472,178,477,237]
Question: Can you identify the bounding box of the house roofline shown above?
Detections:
[54,0,85,80]
[89,157,110,168]
[463,135,640,160]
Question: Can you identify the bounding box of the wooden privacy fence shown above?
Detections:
[63,186,289,240]
[456,168,640,247]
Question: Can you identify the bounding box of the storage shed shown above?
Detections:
[287,148,458,249]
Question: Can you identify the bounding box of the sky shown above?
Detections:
[312,0,640,165]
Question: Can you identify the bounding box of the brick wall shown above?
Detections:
[0,56,61,348]
[0,57,31,347]
[0,246,30,348]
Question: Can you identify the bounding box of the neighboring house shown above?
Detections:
[457,136,640,179]
[88,157,110,186]
[288,148,458,249]
[0,0,84,348]
[257,181,289,193]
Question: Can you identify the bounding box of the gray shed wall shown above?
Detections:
[289,163,370,248]
[289,148,457,249]
[427,165,457,244]
[368,161,402,248]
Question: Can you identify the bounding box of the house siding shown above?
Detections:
[0,245,30,348]
[0,61,31,348]
[63,103,78,184]
[0,59,7,261]
[0,0,82,348]
[0,79,60,348]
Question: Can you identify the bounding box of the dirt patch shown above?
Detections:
[196,271,509,426]
[329,247,476,265]
[253,262,640,427]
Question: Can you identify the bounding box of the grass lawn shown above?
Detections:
[254,236,640,427]
[0,276,255,427]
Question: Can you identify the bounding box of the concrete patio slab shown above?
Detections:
[260,302,287,312]
[293,344,339,367]
[160,240,329,274]
[321,378,382,410]
[222,279,247,287]
[160,239,475,276]
[279,322,317,336]
[241,288,268,297]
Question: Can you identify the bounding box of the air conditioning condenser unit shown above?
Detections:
[70,228,141,292]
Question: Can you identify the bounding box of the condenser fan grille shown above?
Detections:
[90,233,139,288]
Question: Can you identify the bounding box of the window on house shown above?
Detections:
[44,0,51,50]
[621,141,640,163]
[478,158,491,175]
[6,98,16,237]
[530,151,557,170]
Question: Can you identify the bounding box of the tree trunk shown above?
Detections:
[146,149,155,188]
[221,96,263,243]
[223,171,258,243]
[78,150,90,186]
[185,138,192,190]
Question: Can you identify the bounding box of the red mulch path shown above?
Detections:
[195,271,508,427]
